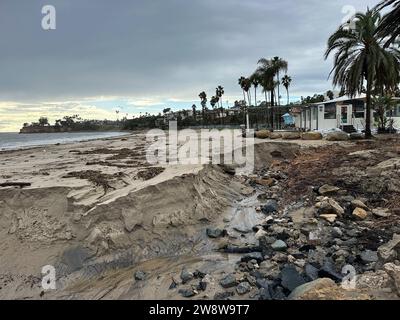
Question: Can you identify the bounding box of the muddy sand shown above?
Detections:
[0,132,399,300]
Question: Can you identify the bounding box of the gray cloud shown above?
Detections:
[0,0,380,103]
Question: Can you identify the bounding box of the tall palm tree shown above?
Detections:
[271,57,288,106]
[376,0,400,46]
[238,77,247,103]
[250,73,260,106]
[242,78,252,106]
[216,86,225,108]
[256,58,278,130]
[281,75,292,105]
[325,9,400,138]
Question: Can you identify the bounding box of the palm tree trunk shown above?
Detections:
[270,89,275,131]
[254,88,257,107]
[277,71,280,106]
[242,90,246,103]
[365,79,372,139]
[287,88,289,105]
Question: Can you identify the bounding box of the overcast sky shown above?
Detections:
[0,0,380,131]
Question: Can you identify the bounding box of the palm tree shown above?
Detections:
[242,78,252,106]
[216,86,225,108]
[271,57,288,106]
[325,9,400,138]
[326,90,335,100]
[238,77,247,103]
[199,91,207,124]
[256,58,278,129]
[250,73,260,106]
[281,75,292,105]
[376,0,400,46]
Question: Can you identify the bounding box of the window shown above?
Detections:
[324,103,336,119]
[353,105,365,118]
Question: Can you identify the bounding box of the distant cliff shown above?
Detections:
[19,125,73,134]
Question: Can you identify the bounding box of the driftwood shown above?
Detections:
[220,245,262,254]
[0,182,31,188]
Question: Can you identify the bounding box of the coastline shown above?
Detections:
[0,130,133,153]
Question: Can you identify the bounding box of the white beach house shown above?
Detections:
[293,95,400,132]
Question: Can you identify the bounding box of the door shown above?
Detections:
[337,105,352,126]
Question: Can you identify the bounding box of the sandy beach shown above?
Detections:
[1,132,400,300]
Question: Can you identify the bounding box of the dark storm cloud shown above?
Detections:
[0,0,380,102]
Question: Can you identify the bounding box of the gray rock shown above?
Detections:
[318,185,340,195]
[280,265,306,292]
[271,240,288,251]
[241,252,264,263]
[325,131,349,141]
[332,227,343,238]
[134,271,146,281]
[372,208,392,218]
[206,228,226,239]
[236,282,252,295]
[180,268,194,284]
[360,250,379,264]
[378,234,400,262]
[220,274,238,288]
[262,200,278,214]
[179,288,197,298]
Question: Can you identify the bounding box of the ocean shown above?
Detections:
[0,131,128,151]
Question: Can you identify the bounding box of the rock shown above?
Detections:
[372,208,392,218]
[318,198,344,216]
[318,261,343,282]
[220,274,238,288]
[349,132,364,140]
[383,263,400,296]
[255,130,271,139]
[332,227,343,238]
[357,270,390,290]
[236,282,252,295]
[301,132,323,140]
[134,271,146,281]
[318,185,340,195]
[206,228,227,239]
[254,178,275,187]
[258,261,281,279]
[360,250,379,264]
[325,131,349,141]
[320,214,337,223]
[289,278,336,300]
[180,268,194,284]
[214,291,235,300]
[255,229,268,240]
[305,264,319,281]
[378,234,400,262]
[219,164,236,175]
[241,252,264,263]
[179,288,197,298]
[280,265,306,292]
[272,252,288,262]
[352,207,368,220]
[261,200,278,214]
[269,132,282,139]
[281,132,301,140]
[271,240,288,251]
[351,199,368,210]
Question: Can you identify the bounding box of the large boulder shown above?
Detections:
[325,131,349,141]
[302,132,323,140]
[281,132,301,140]
[255,130,271,139]
[269,132,282,139]
[289,278,336,300]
